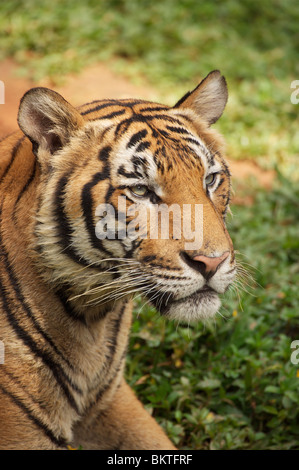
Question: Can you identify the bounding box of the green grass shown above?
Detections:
[0,0,298,178]
[1,0,298,450]
[127,173,299,449]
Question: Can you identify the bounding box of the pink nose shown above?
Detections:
[192,252,229,274]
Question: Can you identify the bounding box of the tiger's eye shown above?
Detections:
[130,185,148,197]
[205,173,217,187]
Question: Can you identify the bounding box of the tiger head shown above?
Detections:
[18,70,236,324]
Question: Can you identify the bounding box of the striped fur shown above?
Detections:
[0,70,236,449]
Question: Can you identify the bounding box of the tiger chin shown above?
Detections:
[0,70,236,450]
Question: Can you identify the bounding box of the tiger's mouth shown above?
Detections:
[148,285,220,323]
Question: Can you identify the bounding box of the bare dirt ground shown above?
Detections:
[0,59,275,203]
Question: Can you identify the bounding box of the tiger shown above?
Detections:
[0,70,236,450]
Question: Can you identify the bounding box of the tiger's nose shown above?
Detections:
[181,250,229,280]
[192,252,229,275]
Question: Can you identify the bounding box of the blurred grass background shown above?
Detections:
[0,0,298,450]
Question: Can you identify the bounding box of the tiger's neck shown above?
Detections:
[1,134,122,323]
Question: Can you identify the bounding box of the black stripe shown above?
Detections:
[117,165,142,179]
[105,302,126,364]
[12,159,37,222]
[135,141,151,153]
[121,193,135,204]
[0,136,25,183]
[148,262,181,271]
[131,155,146,167]
[0,384,67,448]
[141,255,157,263]
[120,99,145,106]
[166,125,191,135]
[216,177,225,190]
[2,367,47,411]
[80,99,143,116]
[15,159,37,204]
[0,275,81,412]
[81,162,114,256]
[90,340,128,410]
[175,113,193,123]
[153,155,165,175]
[219,156,231,178]
[80,101,119,115]
[104,183,115,204]
[91,109,126,121]
[184,136,203,148]
[157,129,170,138]
[145,114,186,124]
[98,145,112,162]
[127,129,148,149]
[131,156,148,178]
[54,173,100,266]
[138,106,169,113]
[54,287,87,324]
[81,302,128,404]
[88,350,126,412]
[153,273,184,281]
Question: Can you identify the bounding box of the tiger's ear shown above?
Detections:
[174,70,228,126]
[18,87,84,155]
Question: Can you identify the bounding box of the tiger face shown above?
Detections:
[18,70,236,324]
